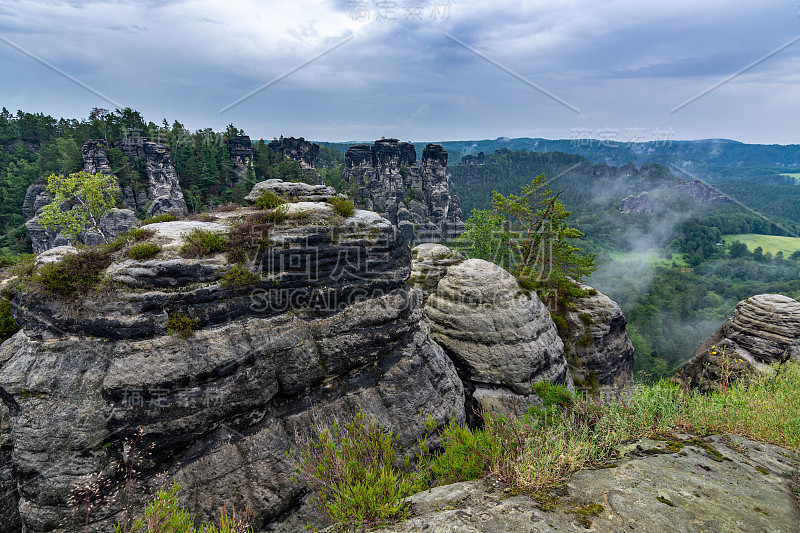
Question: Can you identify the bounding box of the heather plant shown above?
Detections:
[289,413,424,530]
[327,196,355,218]
[140,213,179,225]
[181,229,228,257]
[254,190,285,210]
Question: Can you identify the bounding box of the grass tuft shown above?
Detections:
[328,196,356,218]
[220,264,260,289]
[165,313,197,339]
[33,249,112,298]
[126,242,161,261]
[180,229,228,257]
[140,213,179,226]
[255,190,286,210]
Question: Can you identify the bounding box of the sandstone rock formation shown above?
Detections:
[619,191,652,214]
[562,284,634,393]
[423,259,571,422]
[408,243,464,302]
[674,178,731,204]
[461,152,485,165]
[268,137,320,171]
[673,294,800,392]
[0,179,464,532]
[369,433,800,532]
[116,139,189,217]
[23,139,188,253]
[225,135,255,180]
[344,139,464,244]
[245,179,335,203]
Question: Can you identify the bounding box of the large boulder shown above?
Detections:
[424,259,571,421]
[408,243,464,302]
[244,179,335,203]
[562,283,634,393]
[0,182,464,532]
[673,294,800,392]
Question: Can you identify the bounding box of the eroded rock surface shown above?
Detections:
[673,294,800,392]
[370,433,800,533]
[562,283,634,392]
[424,259,571,421]
[344,139,464,243]
[0,180,465,532]
[408,243,464,302]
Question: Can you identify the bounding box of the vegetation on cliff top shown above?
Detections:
[291,359,799,530]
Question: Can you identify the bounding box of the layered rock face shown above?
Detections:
[23,139,188,253]
[562,284,634,392]
[268,136,320,170]
[117,139,189,217]
[344,139,464,244]
[0,180,464,532]
[409,245,635,411]
[423,258,572,421]
[408,243,464,302]
[673,294,800,392]
[225,135,255,180]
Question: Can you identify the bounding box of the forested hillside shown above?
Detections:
[0,107,335,256]
[449,149,800,378]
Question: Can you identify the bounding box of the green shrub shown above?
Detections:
[127,228,155,242]
[296,361,800,529]
[551,314,569,338]
[127,242,161,261]
[220,264,260,289]
[0,299,20,343]
[165,313,197,339]
[291,413,423,529]
[328,196,356,218]
[34,249,112,297]
[113,483,254,533]
[255,190,286,210]
[141,213,178,225]
[181,229,228,257]
[263,204,288,224]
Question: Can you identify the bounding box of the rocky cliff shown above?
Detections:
[673,294,800,392]
[268,137,319,171]
[23,139,188,253]
[225,135,255,180]
[344,139,464,244]
[1,180,464,532]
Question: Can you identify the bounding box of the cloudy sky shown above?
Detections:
[1,0,799,144]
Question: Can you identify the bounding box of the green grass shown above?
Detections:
[294,361,800,528]
[180,229,228,257]
[165,313,197,339]
[113,483,254,532]
[608,251,689,268]
[33,248,112,298]
[780,172,800,181]
[328,196,356,218]
[722,233,800,256]
[126,242,161,261]
[140,213,179,226]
